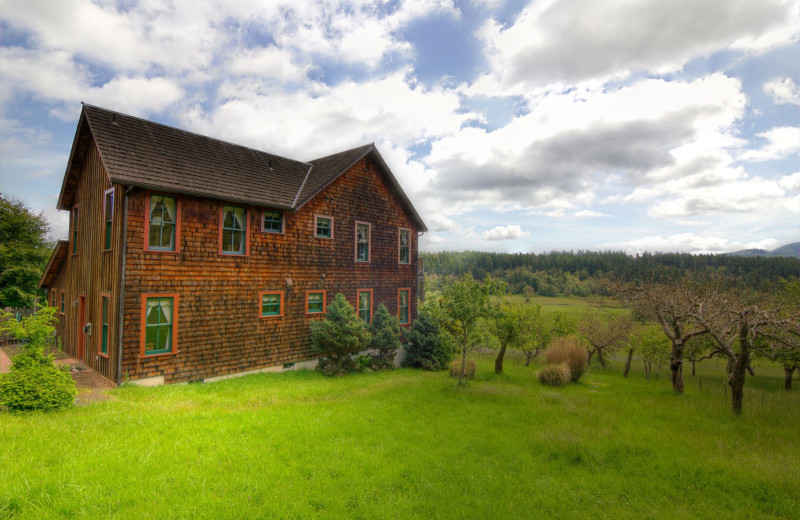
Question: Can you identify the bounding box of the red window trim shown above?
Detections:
[356,288,373,323]
[260,209,285,234]
[139,292,179,358]
[98,291,112,358]
[398,227,411,265]
[314,214,335,239]
[102,187,115,252]
[354,220,371,263]
[218,204,251,257]
[305,289,327,315]
[59,290,66,315]
[397,287,411,325]
[71,204,79,256]
[143,192,182,254]
[258,290,285,319]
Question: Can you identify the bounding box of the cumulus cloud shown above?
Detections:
[481,225,530,241]
[605,234,781,255]
[574,210,609,218]
[739,126,800,162]
[764,77,800,105]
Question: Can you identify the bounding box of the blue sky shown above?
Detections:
[1,0,797,254]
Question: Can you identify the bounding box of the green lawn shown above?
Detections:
[505,294,628,314]
[1,356,798,519]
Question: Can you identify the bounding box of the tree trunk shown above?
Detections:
[596,348,607,369]
[459,344,468,386]
[644,359,651,380]
[670,339,684,393]
[746,363,755,377]
[525,350,533,367]
[691,359,696,377]
[729,324,752,415]
[587,349,595,365]
[495,344,507,374]
[623,348,634,377]
[785,366,796,391]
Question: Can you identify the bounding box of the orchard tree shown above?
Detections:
[577,310,632,368]
[0,196,53,308]
[438,274,506,385]
[491,303,540,374]
[630,324,670,380]
[518,307,572,366]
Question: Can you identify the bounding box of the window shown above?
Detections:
[259,291,284,318]
[60,291,66,315]
[357,289,372,324]
[100,293,110,357]
[146,194,178,252]
[51,289,56,308]
[71,205,79,254]
[220,205,248,255]
[306,290,326,314]
[355,222,371,262]
[315,215,333,239]
[398,288,410,324]
[399,228,410,264]
[141,294,178,356]
[262,210,283,233]
[103,188,114,250]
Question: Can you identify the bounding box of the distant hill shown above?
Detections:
[727,242,799,258]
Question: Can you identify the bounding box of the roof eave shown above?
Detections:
[56,108,88,211]
[38,241,69,288]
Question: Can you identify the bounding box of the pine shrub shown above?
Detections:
[0,363,76,412]
[537,363,570,387]
[449,359,476,380]
[311,293,371,376]
[369,304,401,370]
[403,312,454,370]
[543,336,588,382]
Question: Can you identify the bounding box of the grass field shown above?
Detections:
[1,354,798,519]
[505,294,628,314]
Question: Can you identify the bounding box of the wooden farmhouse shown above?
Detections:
[39,104,427,385]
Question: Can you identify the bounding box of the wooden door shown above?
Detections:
[78,295,86,361]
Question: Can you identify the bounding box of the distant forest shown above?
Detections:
[421,250,800,296]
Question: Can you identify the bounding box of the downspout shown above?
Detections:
[115,186,132,384]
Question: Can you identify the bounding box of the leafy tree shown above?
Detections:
[577,310,632,368]
[631,324,670,380]
[0,196,53,308]
[491,302,541,374]
[310,293,371,376]
[523,310,573,366]
[438,274,506,385]
[403,308,453,371]
[369,304,401,369]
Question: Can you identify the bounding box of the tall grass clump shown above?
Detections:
[449,359,476,380]
[537,363,570,386]
[543,336,588,382]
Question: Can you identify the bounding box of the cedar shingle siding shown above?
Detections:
[41,104,426,384]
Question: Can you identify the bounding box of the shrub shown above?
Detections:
[403,312,454,370]
[311,293,371,376]
[0,363,76,413]
[537,363,570,387]
[369,304,401,370]
[543,336,588,382]
[448,359,476,380]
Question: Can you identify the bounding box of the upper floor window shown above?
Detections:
[147,194,177,251]
[221,205,247,255]
[399,228,410,264]
[315,215,333,239]
[103,188,114,250]
[142,294,177,356]
[398,288,410,324]
[357,289,372,323]
[262,210,283,233]
[355,221,371,262]
[71,205,79,255]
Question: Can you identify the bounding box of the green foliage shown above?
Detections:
[0,363,76,413]
[403,309,454,371]
[448,358,476,380]
[1,305,58,352]
[368,304,401,370]
[537,363,570,386]
[311,293,371,376]
[0,196,53,308]
[543,336,588,382]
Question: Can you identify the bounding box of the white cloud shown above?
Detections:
[481,225,530,241]
[574,210,609,218]
[739,126,800,162]
[605,234,781,255]
[764,77,800,105]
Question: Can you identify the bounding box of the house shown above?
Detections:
[39,104,427,385]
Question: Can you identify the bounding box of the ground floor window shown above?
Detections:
[141,294,178,356]
[100,293,110,356]
[357,289,372,324]
[259,291,284,318]
[398,288,410,324]
[306,290,326,314]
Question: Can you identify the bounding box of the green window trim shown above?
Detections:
[315,216,332,238]
[307,292,325,314]
[356,222,370,262]
[221,205,247,255]
[260,292,283,317]
[101,296,110,355]
[263,210,282,233]
[104,189,114,250]
[399,229,410,264]
[148,194,177,251]
[144,297,173,356]
[398,289,410,324]
[357,290,371,324]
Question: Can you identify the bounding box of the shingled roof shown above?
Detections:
[57,105,426,231]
